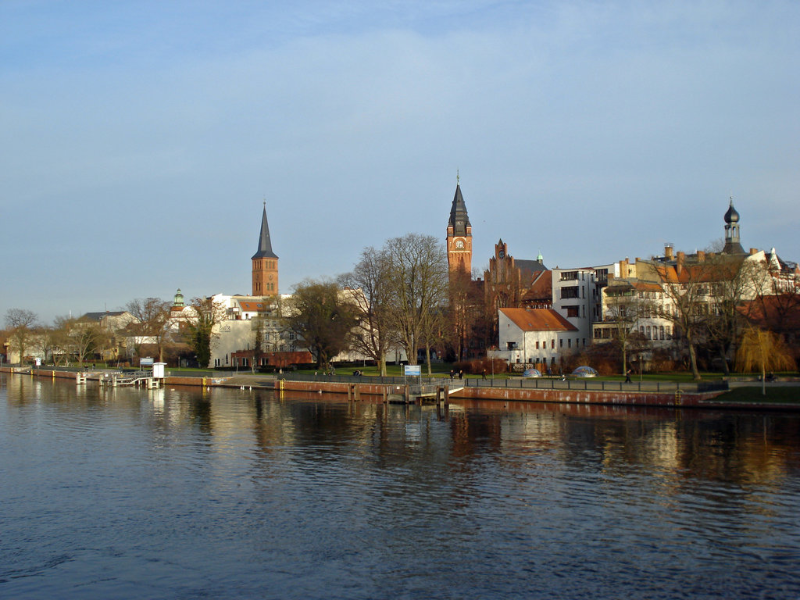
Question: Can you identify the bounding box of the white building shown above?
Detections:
[550,267,600,353]
[491,307,580,370]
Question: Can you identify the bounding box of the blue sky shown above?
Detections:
[2,1,799,324]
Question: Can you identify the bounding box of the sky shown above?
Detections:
[2,0,799,325]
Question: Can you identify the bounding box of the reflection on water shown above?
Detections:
[2,374,799,599]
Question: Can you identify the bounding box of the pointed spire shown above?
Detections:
[448,180,471,237]
[252,203,278,259]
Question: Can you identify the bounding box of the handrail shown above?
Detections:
[278,372,727,394]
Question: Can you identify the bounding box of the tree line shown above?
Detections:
[1,296,225,368]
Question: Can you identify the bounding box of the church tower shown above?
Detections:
[252,203,279,296]
[722,197,745,254]
[446,178,472,276]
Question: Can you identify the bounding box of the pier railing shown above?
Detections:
[280,373,728,394]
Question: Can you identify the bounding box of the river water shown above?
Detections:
[2,374,799,599]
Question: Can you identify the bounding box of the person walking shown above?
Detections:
[625,369,632,383]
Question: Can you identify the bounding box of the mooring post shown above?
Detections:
[404,384,409,403]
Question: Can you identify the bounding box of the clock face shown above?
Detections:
[268,274,273,280]
[499,250,505,258]
[455,239,465,249]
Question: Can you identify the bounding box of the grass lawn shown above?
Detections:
[714,385,800,404]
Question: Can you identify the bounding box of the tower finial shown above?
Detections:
[456,169,460,185]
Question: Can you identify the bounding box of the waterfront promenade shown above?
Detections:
[4,365,798,410]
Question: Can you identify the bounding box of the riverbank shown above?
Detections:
[4,366,799,410]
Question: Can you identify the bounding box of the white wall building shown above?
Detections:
[550,267,599,353]
[491,308,580,370]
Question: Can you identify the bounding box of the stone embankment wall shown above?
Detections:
[3,368,787,409]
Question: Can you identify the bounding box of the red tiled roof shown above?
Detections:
[525,270,552,300]
[500,308,578,332]
[630,281,663,292]
[238,301,271,312]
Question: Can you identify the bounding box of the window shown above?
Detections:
[551,339,555,349]
[568,339,572,348]
[646,326,651,339]
[561,286,579,299]
[660,326,665,340]
[559,339,563,348]
[536,341,540,349]
[560,271,579,281]
[566,306,579,318]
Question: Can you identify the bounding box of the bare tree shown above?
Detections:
[447,268,475,362]
[704,256,764,375]
[655,264,712,381]
[340,246,396,376]
[126,298,171,362]
[602,283,650,375]
[5,308,38,364]
[383,234,449,367]
[52,316,111,366]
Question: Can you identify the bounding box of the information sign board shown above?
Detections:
[404,365,421,377]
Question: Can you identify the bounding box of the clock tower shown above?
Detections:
[252,203,279,297]
[446,179,472,276]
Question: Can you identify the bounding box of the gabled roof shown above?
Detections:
[653,256,744,284]
[500,308,578,332]
[522,270,552,302]
[765,248,798,275]
[252,205,278,260]
[516,259,548,276]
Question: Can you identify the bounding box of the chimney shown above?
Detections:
[697,250,705,262]
[677,251,685,276]
[750,248,758,255]
[664,244,674,260]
